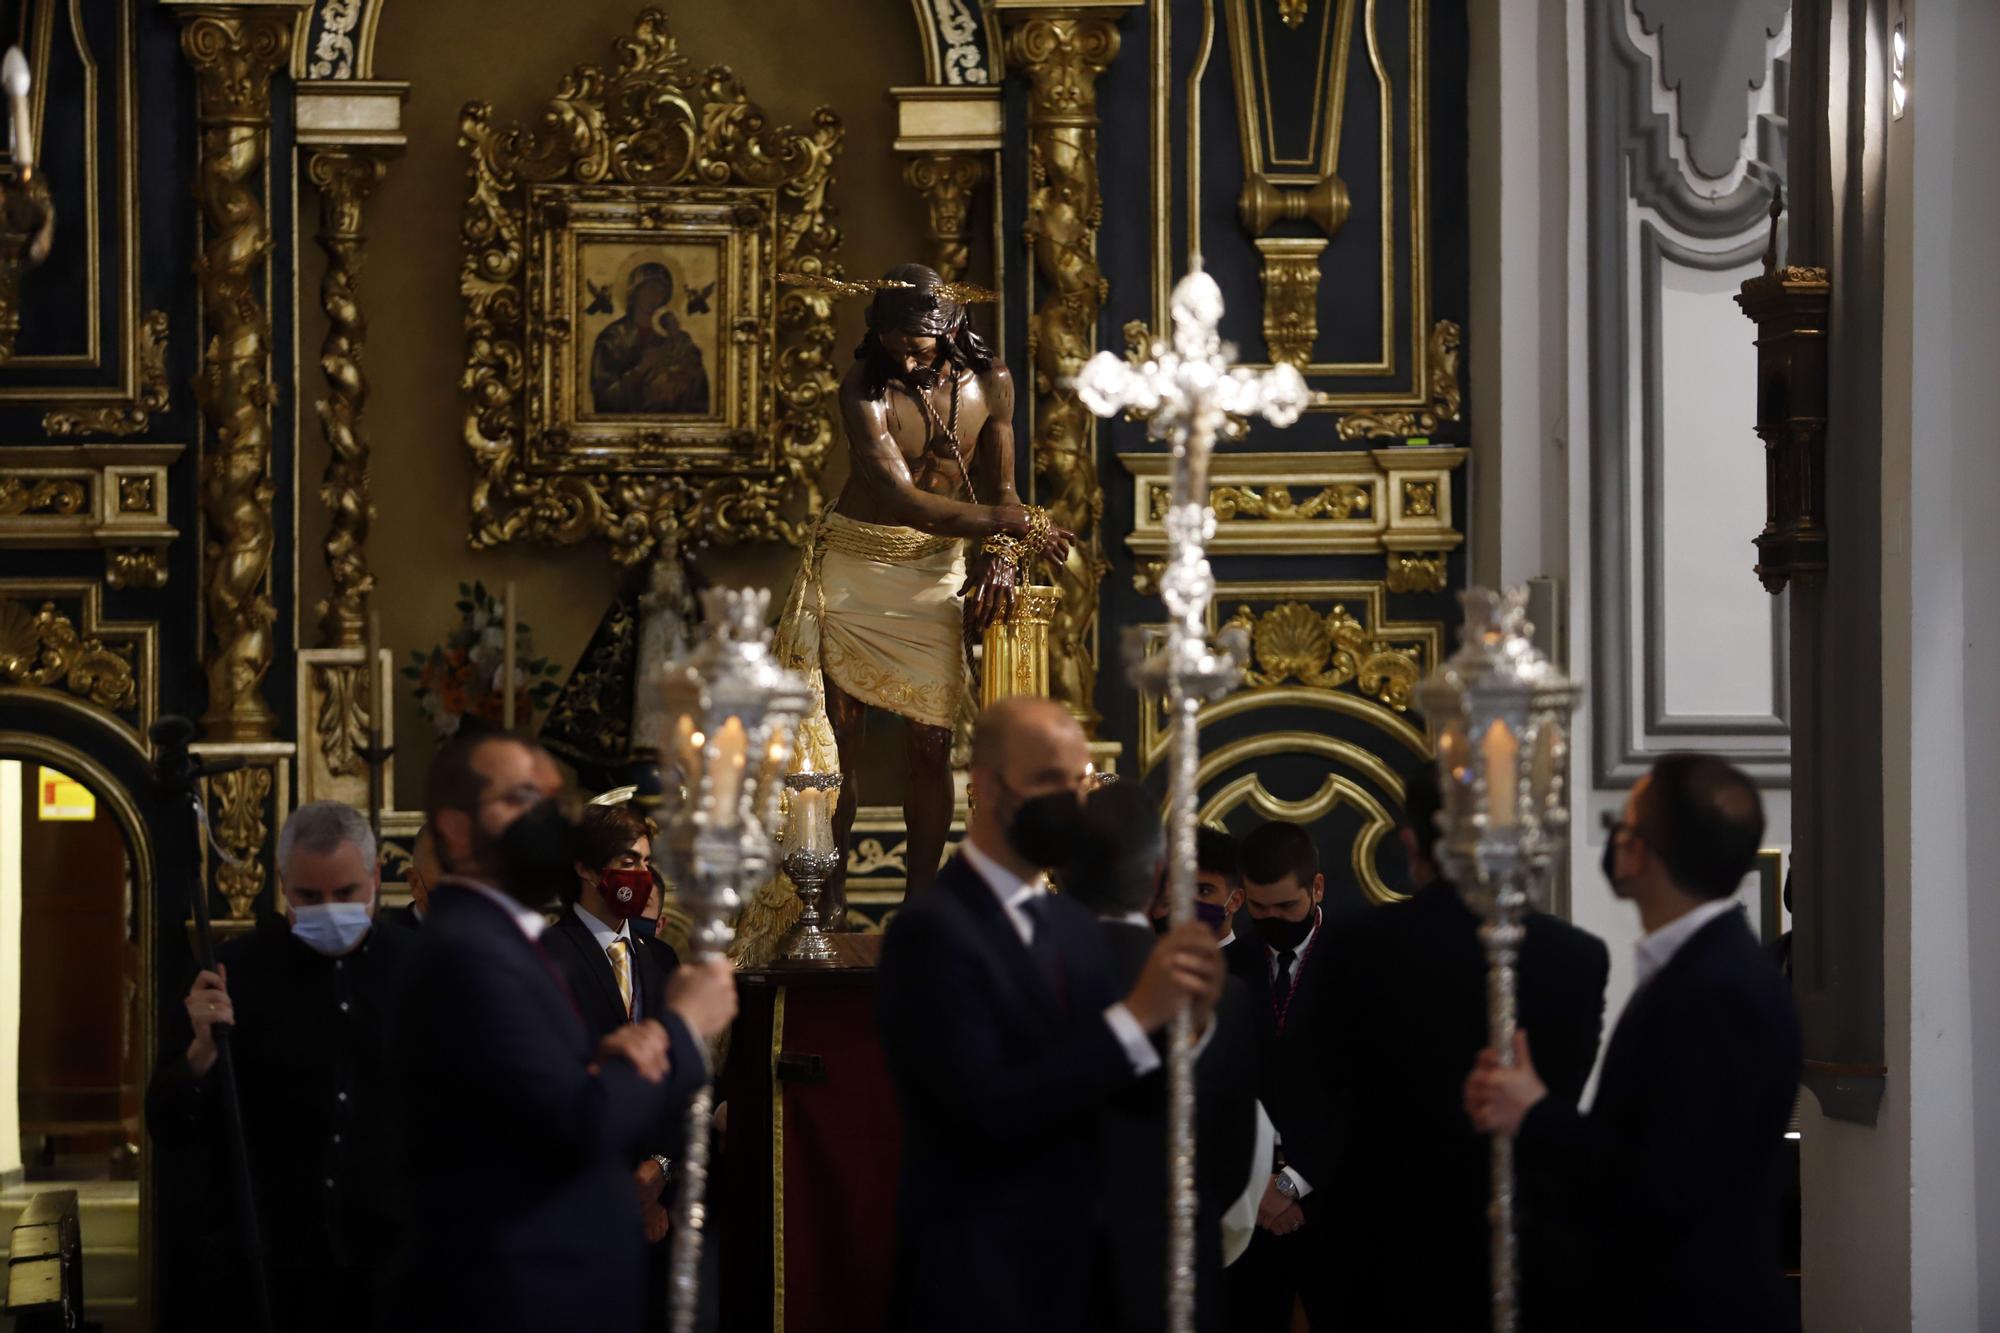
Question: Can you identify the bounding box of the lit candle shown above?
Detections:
[801,787,829,855]
[3,48,32,179]
[1483,719,1519,829]
[501,581,517,731]
[710,715,748,824]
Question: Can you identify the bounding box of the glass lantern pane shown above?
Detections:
[1482,719,1519,830]
[1530,718,1560,808]
[710,715,749,828]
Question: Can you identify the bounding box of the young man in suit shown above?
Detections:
[1224,821,1335,1330]
[1152,825,1247,946]
[1466,753,1803,1333]
[1063,782,1261,1333]
[544,803,691,1328]
[876,697,1225,1333]
[1314,766,1610,1331]
[393,733,737,1333]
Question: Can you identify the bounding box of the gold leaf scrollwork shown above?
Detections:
[311,662,369,779]
[459,8,843,564]
[1278,0,1312,28]
[1255,238,1326,370]
[1203,482,1370,523]
[211,766,273,919]
[0,477,86,516]
[1335,319,1463,441]
[1402,481,1437,517]
[1222,599,1423,710]
[1385,550,1447,595]
[0,598,139,713]
[41,311,173,438]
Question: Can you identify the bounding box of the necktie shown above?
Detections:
[607,937,633,1019]
[1018,894,1070,1012]
[1271,947,1297,1014]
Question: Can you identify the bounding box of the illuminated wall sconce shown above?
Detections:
[1891,20,1909,120]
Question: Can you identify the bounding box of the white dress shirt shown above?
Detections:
[1634,897,1744,990]
[959,840,1162,1077]
[572,901,641,1019]
[442,876,549,943]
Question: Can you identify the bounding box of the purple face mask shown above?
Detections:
[1193,900,1230,933]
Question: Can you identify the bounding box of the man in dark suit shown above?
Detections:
[1313,766,1609,1331]
[1062,782,1261,1333]
[394,732,737,1333]
[1467,753,1803,1333]
[1224,820,1336,1331]
[544,802,689,1330]
[876,697,1224,1333]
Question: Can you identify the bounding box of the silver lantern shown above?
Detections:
[1412,585,1583,1333]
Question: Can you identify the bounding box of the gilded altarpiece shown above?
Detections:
[1068,0,1470,912]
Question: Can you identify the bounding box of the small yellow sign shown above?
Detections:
[37,766,95,821]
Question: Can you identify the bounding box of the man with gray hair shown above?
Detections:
[146,798,416,1333]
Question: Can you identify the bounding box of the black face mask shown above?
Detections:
[494,799,579,909]
[1254,906,1317,953]
[628,915,659,941]
[999,782,1086,869]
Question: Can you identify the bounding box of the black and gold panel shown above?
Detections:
[1071,0,1470,906]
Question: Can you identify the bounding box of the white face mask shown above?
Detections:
[290,901,373,956]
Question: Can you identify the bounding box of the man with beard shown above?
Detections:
[775,264,1072,908]
[876,697,1225,1333]
[392,733,738,1333]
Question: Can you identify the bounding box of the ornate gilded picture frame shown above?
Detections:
[460,11,844,564]
[526,187,769,466]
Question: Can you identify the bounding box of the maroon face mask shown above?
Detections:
[599,866,655,920]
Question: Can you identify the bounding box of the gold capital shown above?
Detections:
[901,152,988,284]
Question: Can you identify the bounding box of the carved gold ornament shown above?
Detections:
[0,477,85,516]
[900,153,989,284]
[40,310,173,438]
[211,765,273,919]
[0,597,138,713]
[1222,599,1423,709]
[311,661,369,779]
[1007,10,1124,736]
[461,10,844,563]
[1256,237,1327,370]
[104,549,167,590]
[1385,550,1446,594]
[1401,481,1437,517]
[1202,482,1369,523]
[778,270,996,305]
[1335,320,1463,440]
[180,9,294,743]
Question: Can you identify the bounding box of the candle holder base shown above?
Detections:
[779,848,842,964]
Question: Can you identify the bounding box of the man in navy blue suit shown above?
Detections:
[393,732,738,1333]
[876,696,1225,1333]
[1466,753,1802,1333]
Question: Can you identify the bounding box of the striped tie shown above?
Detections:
[607,937,633,1019]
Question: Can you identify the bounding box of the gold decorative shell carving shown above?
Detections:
[459,9,844,563]
[1224,598,1423,710]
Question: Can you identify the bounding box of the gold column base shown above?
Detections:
[979,585,1061,709]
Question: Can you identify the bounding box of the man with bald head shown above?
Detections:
[878,697,1226,1333]
[392,732,738,1333]
[1465,753,1801,1331]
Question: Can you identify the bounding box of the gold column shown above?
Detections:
[902,153,988,284]
[170,2,306,742]
[1002,4,1133,738]
[307,145,388,649]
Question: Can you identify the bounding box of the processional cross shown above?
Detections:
[1076,270,1307,1333]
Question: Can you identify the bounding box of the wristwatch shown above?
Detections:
[1273,1172,1301,1202]
[651,1155,675,1188]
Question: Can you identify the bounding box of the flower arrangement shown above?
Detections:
[404,582,563,739]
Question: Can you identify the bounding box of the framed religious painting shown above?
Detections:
[524,187,772,471]
[459,11,843,564]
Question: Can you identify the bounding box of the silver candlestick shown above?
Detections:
[1077,268,1306,1333]
[1413,587,1582,1333]
[780,769,843,963]
[653,586,811,1333]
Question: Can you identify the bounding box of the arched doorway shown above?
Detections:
[0,730,153,1333]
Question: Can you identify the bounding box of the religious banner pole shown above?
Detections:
[1413,588,1582,1333]
[648,587,811,1333]
[1078,269,1306,1333]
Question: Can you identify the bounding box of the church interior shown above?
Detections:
[0,0,1993,1329]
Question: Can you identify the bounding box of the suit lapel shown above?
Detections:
[549,908,629,1031]
[939,856,1065,1028]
